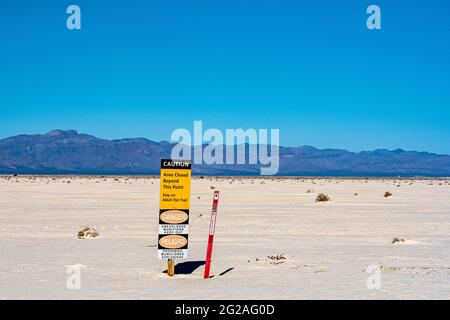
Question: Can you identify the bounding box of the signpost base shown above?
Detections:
[168,259,175,276]
[204,235,214,279]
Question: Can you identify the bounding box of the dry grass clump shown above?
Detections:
[384,191,393,198]
[267,254,286,265]
[77,226,99,239]
[268,254,286,261]
[392,237,405,244]
[315,193,330,202]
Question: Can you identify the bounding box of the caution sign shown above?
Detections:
[158,159,191,259]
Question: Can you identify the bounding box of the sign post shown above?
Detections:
[204,191,220,279]
[158,159,191,276]
[167,258,175,276]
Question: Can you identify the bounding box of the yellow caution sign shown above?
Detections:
[158,159,191,260]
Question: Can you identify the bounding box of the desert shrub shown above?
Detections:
[384,192,392,198]
[77,226,99,239]
[392,237,405,244]
[316,193,330,202]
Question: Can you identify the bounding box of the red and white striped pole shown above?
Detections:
[204,190,220,279]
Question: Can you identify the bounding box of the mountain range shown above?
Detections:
[0,130,449,176]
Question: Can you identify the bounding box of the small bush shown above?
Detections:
[267,254,286,265]
[384,192,392,198]
[392,237,405,244]
[316,193,330,202]
[77,226,99,239]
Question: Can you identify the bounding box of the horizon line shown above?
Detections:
[1,129,449,157]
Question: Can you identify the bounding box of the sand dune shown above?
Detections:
[0,175,449,299]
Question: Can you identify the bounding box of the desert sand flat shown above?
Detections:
[1,175,450,299]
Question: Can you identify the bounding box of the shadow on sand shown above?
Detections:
[219,267,234,276]
[162,261,235,277]
[209,267,235,278]
[163,260,206,275]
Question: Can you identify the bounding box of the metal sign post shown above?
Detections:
[204,191,220,279]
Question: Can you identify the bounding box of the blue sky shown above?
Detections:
[1,0,449,153]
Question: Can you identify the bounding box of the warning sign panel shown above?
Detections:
[158,159,191,259]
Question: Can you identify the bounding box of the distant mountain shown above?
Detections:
[0,130,449,176]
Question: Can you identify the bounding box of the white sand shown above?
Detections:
[0,175,449,299]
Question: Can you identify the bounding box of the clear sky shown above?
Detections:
[1,0,449,153]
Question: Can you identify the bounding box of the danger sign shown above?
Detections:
[158,159,191,259]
